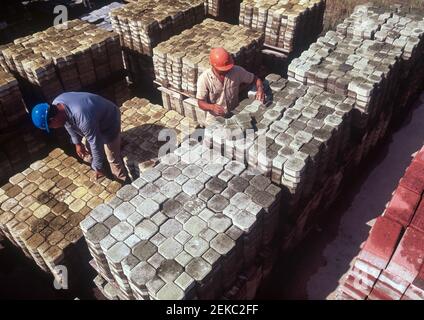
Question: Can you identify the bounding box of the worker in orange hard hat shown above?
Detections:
[196,47,265,120]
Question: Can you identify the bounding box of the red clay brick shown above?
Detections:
[399,161,424,195]
[351,266,378,288]
[344,274,373,296]
[414,148,424,166]
[412,263,424,290]
[358,216,403,269]
[368,286,395,300]
[354,258,382,279]
[384,185,421,227]
[369,280,403,300]
[411,199,424,233]
[338,291,355,300]
[387,227,424,283]
[341,281,369,300]
[401,284,424,300]
[411,160,424,176]
[378,270,409,294]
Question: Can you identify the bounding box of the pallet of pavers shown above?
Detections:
[120,97,198,180]
[153,18,264,96]
[0,149,122,279]
[81,142,282,299]
[337,3,424,111]
[203,73,354,204]
[81,2,125,32]
[0,48,8,72]
[239,0,325,55]
[288,4,424,130]
[205,0,242,22]
[0,70,53,184]
[0,123,50,184]
[96,78,132,108]
[0,70,27,130]
[0,20,124,103]
[124,0,240,23]
[289,32,400,130]
[277,5,424,248]
[110,0,204,84]
[336,3,398,40]
[336,147,424,300]
[111,0,204,57]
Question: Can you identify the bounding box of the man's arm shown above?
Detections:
[238,66,265,103]
[253,75,265,103]
[64,122,92,160]
[197,99,226,117]
[64,122,82,145]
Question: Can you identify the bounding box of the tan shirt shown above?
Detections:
[196,66,255,114]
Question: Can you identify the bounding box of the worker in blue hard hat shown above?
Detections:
[31,92,128,183]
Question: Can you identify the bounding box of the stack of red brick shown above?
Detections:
[337,147,424,300]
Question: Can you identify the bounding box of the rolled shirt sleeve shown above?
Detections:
[196,73,209,101]
[237,66,255,84]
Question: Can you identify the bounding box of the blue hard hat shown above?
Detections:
[31,103,50,133]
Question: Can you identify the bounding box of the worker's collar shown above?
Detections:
[211,67,231,83]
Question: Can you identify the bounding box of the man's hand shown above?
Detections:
[198,100,226,117]
[256,87,265,103]
[254,76,265,103]
[75,143,89,160]
[210,104,226,117]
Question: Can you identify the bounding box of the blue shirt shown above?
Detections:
[53,92,120,171]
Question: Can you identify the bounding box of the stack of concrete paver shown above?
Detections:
[96,78,131,108]
[81,2,125,32]
[337,147,424,300]
[239,0,325,54]
[0,149,122,279]
[81,4,424,300]
[0,20,124,102]
[203,75,305,159]
[120,97,198,180]
[82,142,282,299]
[0,47,9,72]
[153,19,264,96]
[337,3,424,112]
[0,70,26,130]
[336,3,397,40]
[159,87,221,128]
[288,4,424,129]
[203,74,354,203]
[0,123,49,184]
[0,69,53,184]
[111,0,204,57]
[110,0,204,85]
[288,32,401,129]
[205,0,242,22]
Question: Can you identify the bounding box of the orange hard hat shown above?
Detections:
[209,47,234,72]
